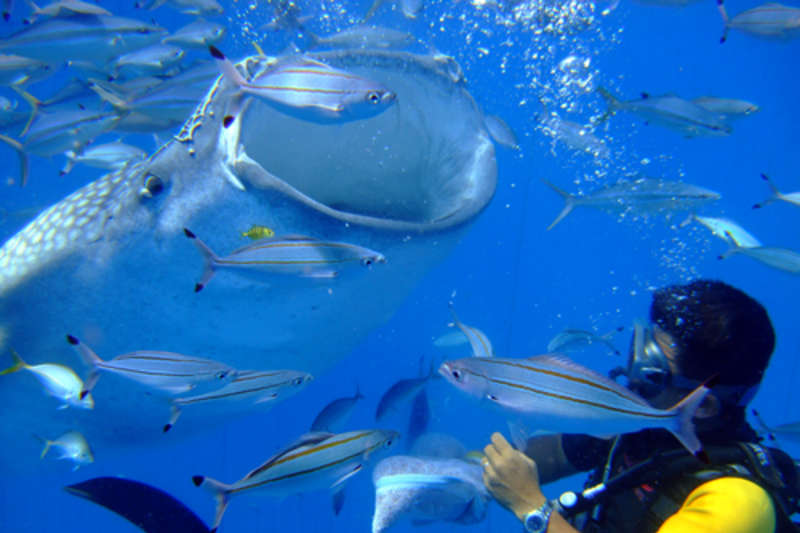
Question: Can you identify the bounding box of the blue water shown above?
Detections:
[1,0,798,531]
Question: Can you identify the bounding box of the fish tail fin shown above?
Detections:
[541,178,575,230]
[209,46,248,89]
[192,475,232,533]
[10,85,40,137]
[666,381,711,457]
[66,334,102,399]
[717,231,741,260]
[596,87,621,120]
[164,403,182,433]
[306,31,321,49]
[0,348,27,375]
[716,0,730,42]
[362,0,384,22]
[753,173,781,209]
[0,133,30,187]
[34,434,52,459]
[60,153,77,176]
[183,228,219,292]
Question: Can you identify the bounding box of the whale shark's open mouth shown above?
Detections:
[230,50,496,231]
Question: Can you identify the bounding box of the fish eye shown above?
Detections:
[384,439,394,448]
[292,377,304,386]
[144,175,164,196]
[451,369,462,382]
[487,393,498,401]
[361,257,373,266]
[367,91,381,104]
[216,370,229,380]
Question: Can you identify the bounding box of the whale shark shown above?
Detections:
[0,49,496,472]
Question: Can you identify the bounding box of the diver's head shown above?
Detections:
[626,280,774,415]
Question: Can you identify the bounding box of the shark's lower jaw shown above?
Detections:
[0,49,496,472]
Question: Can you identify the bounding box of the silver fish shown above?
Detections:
[184,229,386,291]
[0,15,167,65]
[61,140,147,176]
[24,0,111,23]
[449,304,493,358]
[162,19,225,48]
[0,54,51,85]
[753,173,800,209]
[542,177,720,230]
[36,430,93,470]
[483,114,519,150]
[308,26,417,51]
[165,369,313,432]
[193,429,398,531]
[718,1,800,42]
[693,215,762,248]
[546,326,624,355]
[376,375,430,421]
[433,330,469,348]
[438,354,709,455]
[112,44,185,77]
[718,238,800,274]
[66,334,236,398]
[310,385,365,432]
[539,112,610,158]
[691,96,759,119]
[0,49,496,474]
[401,0,424,19]
[210,46,396,123]
[0,348,94,409]
[752,409,800,445]
[136,0,222,15]
[598,88,733,138]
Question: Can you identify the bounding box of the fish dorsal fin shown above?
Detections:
[244,432,334,479]
[526,353,651,406]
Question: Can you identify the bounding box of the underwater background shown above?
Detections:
[0,0,798,531]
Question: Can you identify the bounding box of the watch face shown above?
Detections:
[525,511,545,532]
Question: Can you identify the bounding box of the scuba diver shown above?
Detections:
[482,279,800,533]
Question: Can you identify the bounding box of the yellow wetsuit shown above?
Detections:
[658,477,776,533]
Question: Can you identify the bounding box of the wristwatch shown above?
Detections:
[523,500,554,533]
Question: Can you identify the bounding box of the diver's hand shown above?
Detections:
[482,432,547,521]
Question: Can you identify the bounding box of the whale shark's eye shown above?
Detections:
[144,175,164,196]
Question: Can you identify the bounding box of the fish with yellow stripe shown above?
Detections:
[193,429,398,532]
[438,354,710,456]
[184,228,386,292]
[448,303,493,357]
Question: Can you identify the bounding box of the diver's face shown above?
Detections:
[626,322,680,398]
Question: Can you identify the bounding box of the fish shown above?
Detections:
[433,330,469,348]
[483,114,519,150]
[693,215,762,248]
[163,19,225,49]
[259,0,312,33]
[184,229,386,291]
[310,385,365,432]
[691,96,760,119]
[597,88,733,138]
[60,140,148,176]
[165,369,313,432]
[0,54,51,86]
[546,326,624,355]
[240,224,275,240]
[23,0,111,23]
[66,335,236,398]
[193,429,398,531]
[718,0,800,43]
[376,374,431,421]
[0,108,120,185]
[371,454,489,533]
[136,0,222,15]
[542,177,720,230]
[752,409,800,445]
[718,236,800,274]
[401,0,424,18]
[406,389,430,448]
[753,173,800,209]
[0,348,93,409]
[308,26,417,51]
[36,430,94,470]
[112,44,185,77]
[539,112,610,158]
[449,304,493,358]
[0,48,496,474]
[438,354,710,455]
[210,46,397,123]
[0,15,167,65]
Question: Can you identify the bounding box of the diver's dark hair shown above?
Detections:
[650,280,775,387]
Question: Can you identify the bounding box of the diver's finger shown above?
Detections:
[483,443,501,469]
[491,432,514,455]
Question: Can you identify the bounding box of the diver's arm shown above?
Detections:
[522,434,580,484]
[657,477,775,533]
[483,433,580,533]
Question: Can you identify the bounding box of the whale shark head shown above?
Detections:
[0,49,496,471]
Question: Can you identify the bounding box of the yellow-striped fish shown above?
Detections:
[193,429,398,531]
[449,304,493,358]
[36,430,94,471]
[439,354,709,456]
[240,225,275,240]
[184,228,386,292]
[1,348,93,409]
[209,46,396,123]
